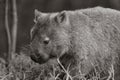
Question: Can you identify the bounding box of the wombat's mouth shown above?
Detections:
[30,51,49,64]
[30,54,48,64]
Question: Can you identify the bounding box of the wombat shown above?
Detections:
[30,7,120,79]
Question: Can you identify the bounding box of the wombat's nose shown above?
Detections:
[43,37,50,45]
[43,40,49,45]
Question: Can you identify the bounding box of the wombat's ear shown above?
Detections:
[54,11,68,24]
[34,9,42,23]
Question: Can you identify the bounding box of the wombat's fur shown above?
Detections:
[30,7,120,79]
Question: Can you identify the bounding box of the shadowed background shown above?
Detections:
[0,0,120,59]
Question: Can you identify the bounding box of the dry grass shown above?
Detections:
[0,51,115,80]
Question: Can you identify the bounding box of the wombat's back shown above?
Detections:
[65,7,120,77]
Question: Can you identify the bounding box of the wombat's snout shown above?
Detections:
[30,49,49,64]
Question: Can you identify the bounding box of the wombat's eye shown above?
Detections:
[43,37,50,45]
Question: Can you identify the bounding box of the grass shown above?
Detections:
[0,51,115,80]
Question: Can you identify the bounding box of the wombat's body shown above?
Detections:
[30,7,120,79]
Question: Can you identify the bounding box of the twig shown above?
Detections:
[0,73,12,80]
[49,65,61,80]
[12,0,18,54]
[5,0,12,64]
[107,64,115,80]
[57,58,72,80]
